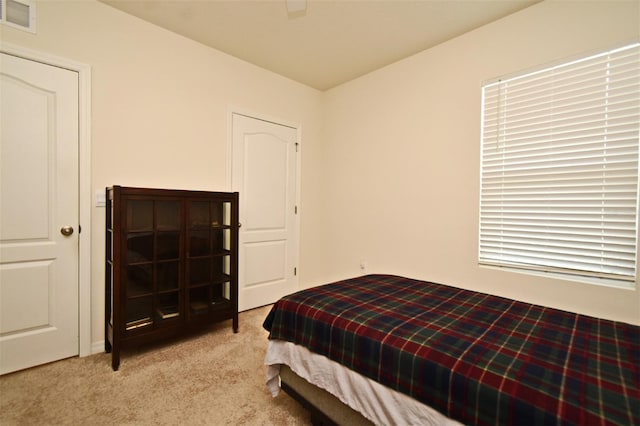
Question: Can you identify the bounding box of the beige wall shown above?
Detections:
[1,0,324,349]
[321,0,640,324]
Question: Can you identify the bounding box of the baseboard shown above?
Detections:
[90,340,105,355]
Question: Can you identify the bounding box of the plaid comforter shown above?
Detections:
[263,274,640,425]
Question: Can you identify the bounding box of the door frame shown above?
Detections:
[1,42,92,357]
[226,107,302,302]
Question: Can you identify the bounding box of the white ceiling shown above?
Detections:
[101,0,540,91]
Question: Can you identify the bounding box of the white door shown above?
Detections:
[0,53,79,374]
[232,113,299,311]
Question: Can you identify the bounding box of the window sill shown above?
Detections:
[479,263,636,291]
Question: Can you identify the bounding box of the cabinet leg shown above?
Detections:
[233,314,239,333]
[111,346,120,371]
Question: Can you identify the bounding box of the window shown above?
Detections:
[479,43,640,286]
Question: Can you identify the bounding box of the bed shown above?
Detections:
[263,274,640,425]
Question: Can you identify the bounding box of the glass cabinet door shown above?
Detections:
[124,198,182,331]
[187,200,232,317]
[125,199,154,331]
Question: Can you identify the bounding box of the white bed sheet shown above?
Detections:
[265,340,462,426]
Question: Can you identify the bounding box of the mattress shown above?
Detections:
[265,339,461,425]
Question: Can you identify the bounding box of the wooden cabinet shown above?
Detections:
[105,186,239,370]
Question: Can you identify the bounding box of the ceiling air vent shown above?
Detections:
[1,0,36,33]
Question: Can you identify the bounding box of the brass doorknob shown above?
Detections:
[60,226,74,236]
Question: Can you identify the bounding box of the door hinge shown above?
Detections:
[295,142,299,152]
[294,267,297,276]
[295,205,298,214]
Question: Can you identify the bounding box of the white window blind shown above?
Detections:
[479,43,640,283]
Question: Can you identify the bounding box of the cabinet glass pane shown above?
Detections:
[190,201,210,228]
[106,229,113,261]
[212,281,231,308]
[107,265,113,326]
[127,233,153,262]
[126,296,153,330]
[211,229,223,253]
[189,258,210,285]
[190,230,210,256]
[221,229,229,251]
[157,232,180,260]
[157,261,179,291]
[212,255,230,280]
[222,202,231,227]
[157,201,180,230]
[211,202,222,227]
[189,287,209,315]
[126,264,152,296]
[156,292,180,321]
[127,200,153,231]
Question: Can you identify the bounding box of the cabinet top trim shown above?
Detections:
[108,186,239,199]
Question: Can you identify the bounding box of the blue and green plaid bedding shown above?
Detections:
[263,274,640,425]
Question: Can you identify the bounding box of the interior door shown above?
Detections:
[0,53,79,374]
[231,113,299,311]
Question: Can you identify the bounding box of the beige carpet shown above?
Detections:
[0,305,311,425]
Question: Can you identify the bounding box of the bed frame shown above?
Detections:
[279,365,372,426]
